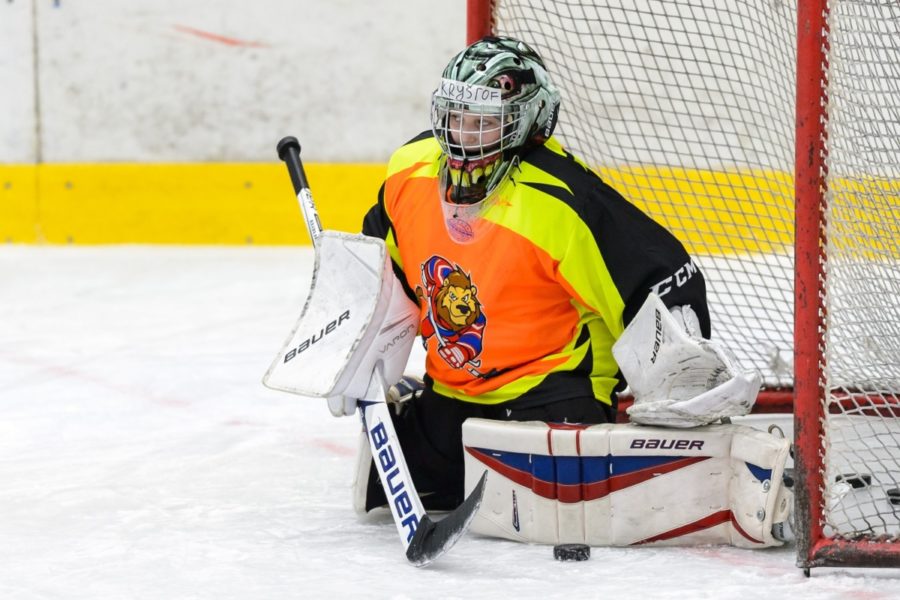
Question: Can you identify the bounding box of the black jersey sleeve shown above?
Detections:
[585,178,711,337]
[523,143,711,338]
[362,183,390,239]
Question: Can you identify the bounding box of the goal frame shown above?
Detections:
[466,0,900,572]
[793,0,900,570]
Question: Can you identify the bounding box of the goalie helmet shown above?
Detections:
[431,36,561,204]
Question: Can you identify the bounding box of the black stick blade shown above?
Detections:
[405,471,488,567]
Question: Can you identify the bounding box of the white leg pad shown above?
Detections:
[463,419,791,548]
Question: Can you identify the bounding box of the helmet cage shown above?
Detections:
[431,37,561,203]
[431,78,546,199]
[431,82,536,166]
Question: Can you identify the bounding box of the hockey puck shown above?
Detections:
[887,488,900,506]
[553,543,590,561]
[835,473,872,489]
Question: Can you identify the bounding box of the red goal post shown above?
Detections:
[467,0,900,572]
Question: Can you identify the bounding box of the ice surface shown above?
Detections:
[2,245,898,599]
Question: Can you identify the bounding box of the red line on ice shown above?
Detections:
[314,438,356,457]
[173,25,267,48]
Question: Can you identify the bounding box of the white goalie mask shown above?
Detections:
[431,80,525,205]
[430,36,560,207]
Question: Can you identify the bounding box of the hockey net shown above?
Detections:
[468,0,900,569]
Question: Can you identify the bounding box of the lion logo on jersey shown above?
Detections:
[416,255,487,373]
[436,269,481,330]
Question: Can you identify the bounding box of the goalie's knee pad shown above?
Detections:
[463,419,792,548]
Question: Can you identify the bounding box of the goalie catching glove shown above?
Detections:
[612,293,761,428]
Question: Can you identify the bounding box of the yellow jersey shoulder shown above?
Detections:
[386,133,443,179]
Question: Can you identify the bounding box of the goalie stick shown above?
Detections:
[276,136,487,567]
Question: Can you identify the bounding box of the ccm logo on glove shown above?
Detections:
[283,310,351,363]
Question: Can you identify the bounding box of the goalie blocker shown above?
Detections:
[262,231,419,406]
[463,418,792,548]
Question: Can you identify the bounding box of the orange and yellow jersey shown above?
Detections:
[363,132,709,409]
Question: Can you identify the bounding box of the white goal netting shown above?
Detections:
[488,0,900,543]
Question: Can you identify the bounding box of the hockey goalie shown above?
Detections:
[266,34,793,553]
